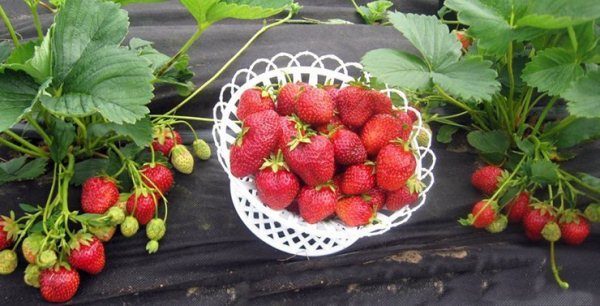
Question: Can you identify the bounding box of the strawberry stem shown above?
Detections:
[550,241,569,289]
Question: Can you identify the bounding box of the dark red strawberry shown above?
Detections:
[471,166,504,195]
[330,129,367,165]
[470,200,497,228]
[559,211,590,245]
[296,86,335,125]
[369,90,392,115]
[152,128,182,156]
[255,151,300,210]
[68,236,105,275]
[504,192,530,223]
[126,192,157,225]
[360,114,410,157]
[375,143,416,191]
[365,188,386,211]
[322,84,339,102]
[141,163,174,195]
[340,164,375,195]
[336,85,373,129]
[40,267,80,303]
[336,196,375,227]
[394,108,419,125]
[283,134,335,186]
[298,185,337,224]
[276,82,307,116]
[81,177,119,214]
[523,205,556,241]
[286,200,300,215]
[0,224,11,251]
[385,185,419,211]
[230,110,281,178]
[237,87,274,121]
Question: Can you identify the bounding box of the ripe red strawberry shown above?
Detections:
[394,108,419,125]
[471,166,504,195]
[0,225,11,250]
[276,82,307,116]
[559,212,590,245]
[152,128,182,156]
[330,129,367,165]
[340,164,375,195]
[385,185,419,211]
[230,110,281,178]
[141,163,174,195]
[455,30,471,49]
[40,267,80,303]
[368,90,392,115]
[255,152,300,210]
[336,196,375,227]
[297,185,337,224]
[68,236,105,275]
[375,143,416,191]
[360,114,410,157]
[81,177,119,214]
[315,115,344,135]
[322,84,339,102]
[126,192,157,225]
[523,205,556,241]
[283,134,335,186]
[365,188,386,211]
[470,200,497,228]
[504,192,530,223]
[236,87,274,121]
[296,86,335,125]
[336,85,373,129]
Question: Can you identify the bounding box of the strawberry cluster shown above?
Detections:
[230,82,424,227]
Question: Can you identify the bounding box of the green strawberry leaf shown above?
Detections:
[467,130,510,154]
[357,0,393,25]
[19,203,39,213]
[436,125,459,144]
[578,173,600,192]
[180,0,292,28]
[5,41,37,66]
[3,31,52,83]
[0,157,49,184]
[0,41,11,63]
[517,0,600,29]
[515,138,535,156]
[522,48,584,96]
[49,119,76,163]
[546,117,600,149]
[111,0,167,5]
[72,158,109,186]
[528,160,559,185]
[362,48,432,90]
[563,70,600,118]
[432,56,500,102]
[88,117,153,147]
[0,71,40,132]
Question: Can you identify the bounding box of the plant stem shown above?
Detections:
[150,114,215,122]
[29,3,43,39]
[0,4,20,47]
[25,114,52,145]
[434,85,489,130]
[507,42,515,106]
[542,115,576,137]
[550,242,569,289]
[3,129,44,154]
[531,97,558,136]
[155,27,206,78]
[164,9,295,116]
[0,137,45,157]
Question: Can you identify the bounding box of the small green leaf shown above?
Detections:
[72,159,109,186]
[432,56,500,102]
[49,119,76,163]
[0,41,11,63]
[467,130,510,154]
[522,48,584,96]
[89,117,153,146]
[548,117,600,148]
[3,31,52,83]
[578,173,600,192]
[121,143,144,160]
[529,160,559,185]
[5,41,37,65]
[0,157,48,184]
[436,125,458,143]
[358,0,393,24]
[563,70,600,118]
[515,138,535,155]
[499,186,520,207]
[111,0,167,5]
[129,38,171,71]
[180,0,292,27]
[362,49,432,91]
[0,71,39,132]
[518,0,600,29]
[19,203,39,213]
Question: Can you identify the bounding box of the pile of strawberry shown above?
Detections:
[229,81,426,227]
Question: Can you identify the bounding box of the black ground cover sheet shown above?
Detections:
[0,0,598,304]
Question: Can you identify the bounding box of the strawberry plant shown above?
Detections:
[362,0,600,288]
[0,0,297,301]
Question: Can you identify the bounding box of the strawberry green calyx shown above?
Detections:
[558,209,583,224]
[406,176,425,194]
[68,231,94,251]
[0,213,19,243]
[315,181,337,193]
[106,206,126,225]
[37,250,57,269]
[146,219,166,241]
[171,145,195,174]
[24,264,41,288]
[121,216,139,238]
[584,204,600,222]
[260,150,289,173]
[193,139,212,161]
[542,222,561,242]
[146,240,159,254]
[0,250,18,275]
[485,215,508,233]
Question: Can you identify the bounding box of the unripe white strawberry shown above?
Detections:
[171,145,194,174]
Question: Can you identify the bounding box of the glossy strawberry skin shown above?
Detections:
[366,187,386,211]
[360,114,410,157]
[297,186,337,224]
[40,267,80,303]
[296,87,335,125]
[141,164,174,195]
[559,216,590,245]
[276,82,307,116]
[126,193,157,225]
[504,192,530,223]
[455,31,471,49]
[523,208,555,241]
[0,225,11,250]
[237,88,275,121]
[230,110,281,178]
[81,177,119,214]
[283,134,335,186]
[471,200,497,228]
[336,85,373,129]
[68,237,105,275]
[323,84,339,103]
[340,164,375,195]
[471,166,503,195]
[336,196,374,227]
[256,168,300,210]
[369,90,392,115]
[375,144,416,191]
[385,186,419,211]
[331,129,367,166]
[152,129,182,156]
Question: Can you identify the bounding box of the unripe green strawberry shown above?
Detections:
[120,216,139,238]
[146,219,166,241]
[0,249,18,274]
[22,233,43,264]
[416,123,431,147]
[485,215,508,233]
[37,250,57,269]
[193,139,211,161]
[146,240,159,254]
[88,226,116,242]
[171,145,195,174]
[107,206,126,225]
[584,203,600,222]
[24,264,41,288]
[542,221,561,242]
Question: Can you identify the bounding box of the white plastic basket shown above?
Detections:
[212,51,436,256]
